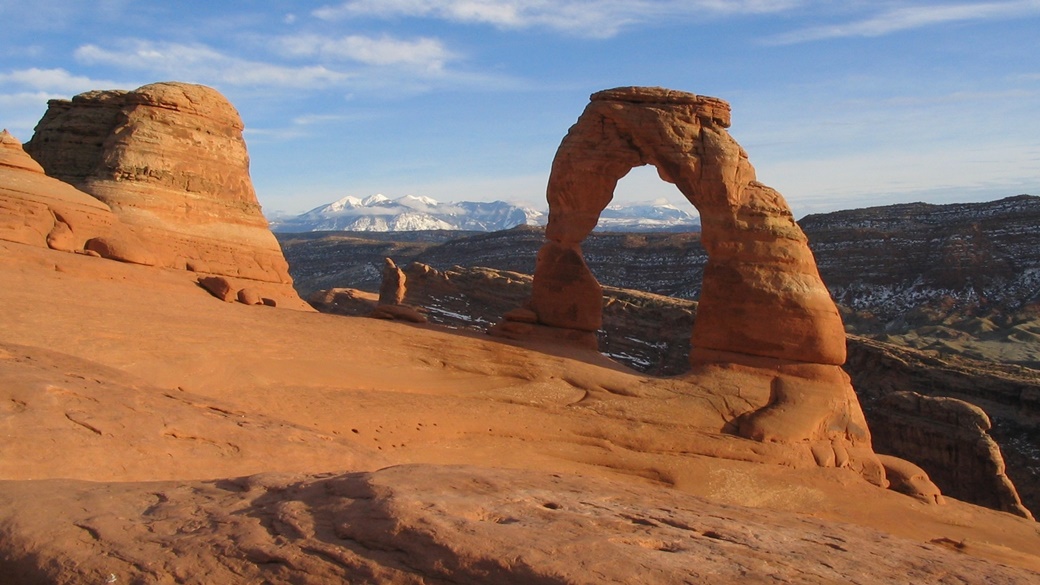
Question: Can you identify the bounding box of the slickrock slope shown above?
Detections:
[24,82,304,306]
[346,262,1035,518]
[6,466,1040,585]
[3,240,1040,583]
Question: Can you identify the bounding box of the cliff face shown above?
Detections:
[801,195,1040,329]
[25,82,298,290]
[866,390,1032,519]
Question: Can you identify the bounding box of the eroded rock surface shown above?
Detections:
[2,465,1036,585]
[513,87,842,365]
[24,82,302,305]
[0,129,119,251]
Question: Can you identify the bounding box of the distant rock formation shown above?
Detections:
[870,391,1032,519]
[494,87,872,472]
[370,257,427,323]
[24,82,300,295]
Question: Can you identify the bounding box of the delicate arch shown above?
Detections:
[527,87,846,366]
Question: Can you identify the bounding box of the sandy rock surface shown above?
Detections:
[4,465,1039,585]
[2,239,1039,583]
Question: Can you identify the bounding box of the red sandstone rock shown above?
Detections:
[878,454,946,505]
[24,83,304,305]
[2,465,1036,584]
[371,304,428,323]
[237,287,264,306]
[198,275,236,302]
[85,234,158,266]
[0,129,120,251]
[530,87,843,365]
[871,391,1033,519]
[502,87,871,466]
[307,288,379,315]
[378,257,407,305]
[529,241,603,332]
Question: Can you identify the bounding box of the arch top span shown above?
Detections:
[590,86,732,128]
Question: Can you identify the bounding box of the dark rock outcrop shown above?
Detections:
[868,391,1031,519]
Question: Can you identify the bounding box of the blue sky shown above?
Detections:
[2,1,1039,217]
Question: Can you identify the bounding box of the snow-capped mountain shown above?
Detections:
[269,195,699,233]
[269,195,543,233]
[594,199,700,232]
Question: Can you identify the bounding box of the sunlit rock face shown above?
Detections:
[25,82,295,287]
[496,87,879,477]
[0,128,119,252]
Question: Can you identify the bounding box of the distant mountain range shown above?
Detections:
[268,195,699,233]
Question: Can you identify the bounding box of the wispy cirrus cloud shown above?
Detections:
[768,0,1040,45]
[0,68,136,138]
[274,34,457,71]
[0,67,126,93]
[313,0,803,38]
[70,35,508,93]
[74,40,351,88]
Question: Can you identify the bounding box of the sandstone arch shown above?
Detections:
[496,88,882,477]
[531,86,844,366]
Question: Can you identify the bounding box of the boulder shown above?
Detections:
[307,288,378,316]
[198,275,236,302]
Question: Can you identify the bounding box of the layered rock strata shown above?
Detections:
[0,129,120,253]
[24,82,302,306]
[494,87,871,469]
[868,391,1032,519]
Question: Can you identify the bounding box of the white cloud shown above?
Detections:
[0,70,132,138]
[74,40,351,88]
[769,0,1040,44]
[314,0,803,37]
[276,34,456,71]
[0,68,125,93]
